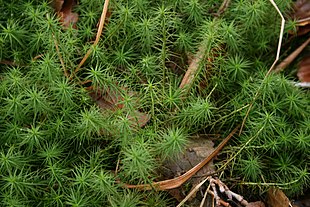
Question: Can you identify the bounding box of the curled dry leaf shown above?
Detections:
[89,87,150,128]
[298,55,310,82]
[52,0,79,28]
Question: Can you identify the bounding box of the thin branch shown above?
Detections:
[72,0,110,77]
[0,60,22,67]
[274,36,310,73]
[200,184,211,207]
[216,0,232,16]
[207,190,231,207]
[239,0,285,135]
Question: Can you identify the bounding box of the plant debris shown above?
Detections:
[52,0,78,28]
[291,0,310,36]
[89,87,150,128]
[298,55,310,83]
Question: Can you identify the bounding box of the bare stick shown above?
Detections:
[274,36,310,73]
[52,34,69,78]
[239,0,285,135]
[207,190,231,207]
[200,184,211,207]
[216,0,232,16]
[72,0,110,77]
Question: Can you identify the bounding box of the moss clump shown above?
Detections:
[0,0,308,205]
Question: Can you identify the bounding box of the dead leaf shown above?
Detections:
[293,0,310,20]
[161,138,215,181]
[89,87,150,128]
[123,126,239,191]
[246,201,265,207]
[290,0,310,36]
[51,0,79,28]
[267,188,290,207]
[298,55,310,82]
[51,0,64,12]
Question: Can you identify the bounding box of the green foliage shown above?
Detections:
[0,0,307,205]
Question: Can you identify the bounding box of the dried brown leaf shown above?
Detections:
[124,126,239,190]
[298,55,310,82]
[51,0,78,28]
[293,0,310,20]
[246,201,265,207]
[51,0,64,12]
[161,138,215,181]
[59,0,78,28]
[291,0,310,36]
[89,87,150,128]
[267,188,290,207]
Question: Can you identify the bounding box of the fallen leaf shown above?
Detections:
[293,0,310,20]
[267,188,290,207]
[246,201,266,207]
[298,55,310,82]
[51,0,79,28]
[51,0,64,12]
[89,87,150,128]
[161,138,215,182]
[290,0,310,36]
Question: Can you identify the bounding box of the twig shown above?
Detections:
[114,158,120,176]
[0,60,21,66]
[72,0,110,77]
[52,34,69,78]
[123,125,239,190]
[210,178,221,206]
[32,54,44,61]
[177,177,210,207]
[216,0,232,16]
[212,178,249,206]
[296,16,310,26]
[274,36,310,73]
[207,190,231,207]
[294,82,310,88]
[200,184,211,207]
[239,0,285,135]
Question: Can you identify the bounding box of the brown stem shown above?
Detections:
[274,36,310,73]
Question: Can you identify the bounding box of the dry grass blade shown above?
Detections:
[72,0,110,77]
[239,0,285,135]
[124,126,239,190]
[274,36,310,73]
[216,0,232,16]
